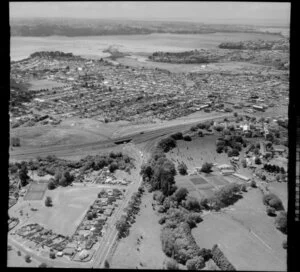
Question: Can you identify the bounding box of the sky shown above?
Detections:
[10,2,291,26]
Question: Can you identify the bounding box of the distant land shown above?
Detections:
[10,18,287,37]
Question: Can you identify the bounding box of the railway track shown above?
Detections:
[10,114,231,161]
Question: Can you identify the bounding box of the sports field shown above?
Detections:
[24,182,48,201]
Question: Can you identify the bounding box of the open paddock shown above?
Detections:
[192,188,286,271]
[205,174,229,187]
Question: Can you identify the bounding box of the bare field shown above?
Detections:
[110,192,165,269]
[192,188,286,271]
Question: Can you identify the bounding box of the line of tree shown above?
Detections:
[263,164,286,174]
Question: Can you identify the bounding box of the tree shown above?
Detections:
[177,162,188,175]
[266,206,276,216]
[39,263,48,268]
[165,258,179,270]
[109,162,118,173]
[282,240,287,249]
[250,180,257,188]
[216,146,223,153]
[24,254,31,263]
[185,196,201,211]
[48,179,56,190]
[87,212,93,220]
[228,148,240,157]
[115,217,129,237]
[275,211,287,234]
[45,196,52,207]
[49,251,56,259]
[198,130,203,137]
[174,187,188,203]
[186,256,205,270]
[241,159,247,168]
[201,162,213,173]
[255,157,262,165]
[104,260,110,268]
[157,137,177,152]
[11,137,20,147]
[19,165,29,187]
[233,112,238,117]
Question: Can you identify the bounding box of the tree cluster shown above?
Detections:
[177,162,188,175]
[205,183,242,210]
[115,186,144,238]
[263,164,286,174]
[140,150,177,196]
[157,137,177,152]
[211,244,236,270]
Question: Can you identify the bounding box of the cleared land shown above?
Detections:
[192,188,286,271]
[110,192,165,269]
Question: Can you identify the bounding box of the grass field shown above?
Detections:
[28,79,66,91]
[110,192,165,269]
[10,184,103,236]
[11,118,116,149]
[190,176,207,185]
[24,183,48,201]
[192,188,286,271]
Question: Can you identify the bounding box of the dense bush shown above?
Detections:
[208,183,242,210]
[165,258,179,270]
[170,132,183,140]
[211,244,236,271]
[183,135,192,141]
[157,137,177,152]
[263,193,284,211]
[227,148,240,157]
[282,240,287,249]
[185,196,201,211]
[141,150,177,196]
[275,211,287,234]
[186,256,205,270]
[174,187,189,203]
[25,255,31,263]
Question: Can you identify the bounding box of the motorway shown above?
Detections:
[10,113,231,161]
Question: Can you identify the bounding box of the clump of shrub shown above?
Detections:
[211,244,236,271]
[164,258,180,270]
[185,196,201,212]
[174,187,189,203]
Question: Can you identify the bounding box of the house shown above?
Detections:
[232,173,250,182]
[253,105,265,112]
[63,247,75,256]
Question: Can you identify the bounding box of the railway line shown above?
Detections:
[10,113,231,161]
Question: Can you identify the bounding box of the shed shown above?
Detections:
[63,247,75,256]
[232,173,250,182]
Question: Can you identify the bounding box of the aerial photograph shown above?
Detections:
[8,2,290,270]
